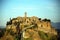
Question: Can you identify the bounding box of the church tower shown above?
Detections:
[25,12,27,18]
[24,12,27,21]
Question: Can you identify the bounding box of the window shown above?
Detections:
[41,25,43,27]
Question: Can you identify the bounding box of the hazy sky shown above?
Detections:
[0,0,60,27]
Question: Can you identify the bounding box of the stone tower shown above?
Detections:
[25,12,27,17]
[24,12,27,21]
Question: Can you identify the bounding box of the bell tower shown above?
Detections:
[25,12,27,18]
[24,12,27,21]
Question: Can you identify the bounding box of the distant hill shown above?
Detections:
[51,22,60,40]
[0,26,5,28]
[51,22,60,29]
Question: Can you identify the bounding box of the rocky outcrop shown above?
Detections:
[1,12,57,40]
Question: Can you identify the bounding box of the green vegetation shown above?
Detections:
[0,28,6,38]
[0,29,57,40]
[38,31,57,40]
[42,18,51,22]
[24,37,33,40]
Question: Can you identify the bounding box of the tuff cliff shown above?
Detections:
[0,12,57,40]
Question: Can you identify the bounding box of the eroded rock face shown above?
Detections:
[1,13,57,40]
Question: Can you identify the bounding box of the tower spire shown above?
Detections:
[25,12,27,17]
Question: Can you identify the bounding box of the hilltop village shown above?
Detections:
[0,12,57,40]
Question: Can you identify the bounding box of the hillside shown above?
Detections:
[0,13,57,40]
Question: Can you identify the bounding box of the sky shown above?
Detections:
[0,0,60,27]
